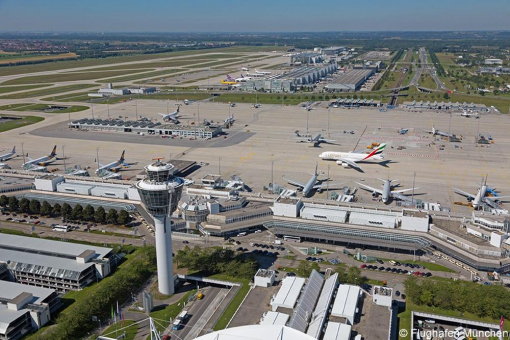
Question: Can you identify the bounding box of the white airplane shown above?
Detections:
[282,164,342,197]
[0,146,16,162]
[453,176,510,209]
[225,115,235,125]
[95,150,134,175]
[235,74,252,82]
[460,110,478,118]
[429,124,454,138]
[246,72,265,78]
[66,165,89,177]
[356,179,419,204]
[241,67,249,71]
[255,69,271,75]
[295,131,336,147]
[159,106,182,123]
[22,145,58,168]
[319,143,387,170]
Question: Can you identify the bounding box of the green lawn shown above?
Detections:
[0,84,51,94]
[149,289,197,333]
[0,115,44,132]
[0,84,97,99]
[380,71,401,90]
[101,320,138,340]
[211,274,251,331]
[0,103,34,110]
[2,70,152,85]
[41,91,94,102]
[96,68,185,83]
[418,73,438,89]
[2,103,89,114]
[376,257,455,273]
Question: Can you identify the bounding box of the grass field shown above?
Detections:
[100,320,138,340]
[0,103,36,110]
[0,84,97,99]
[418,73,438,89]
[0,46,272,77]
[0,84,52,94]
[2,69,153,85]
[97,68,185,83]
[212,92,381,105]
[211,275,250,331]
[380,71,401,90]
[3,103,89,113]
[0,52,78,65]
[0,115,44,132]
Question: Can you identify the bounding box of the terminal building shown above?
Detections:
[0,234,115,293]
[325,69,375,92]
[239,65,337,92]
[290,52,324,65]
[402,100,489,112]
[69,118,223,139]
[0,281,61,340]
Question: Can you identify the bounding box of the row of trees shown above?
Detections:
[32,246,157,340]
[294,260,367,284]
[175,246,258,279]
[0,195,130,225]
[404,276,510,320]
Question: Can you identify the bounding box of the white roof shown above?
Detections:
[349,212,397,227]
[260,312,289,326]
[195,325,316,340]
[271,276,305,310]
[323,322,352,340]
[0,233,112,259]
[331,285,360,320]
[0,280,54,304]
[0,304,27,334]
[301,207,347,222]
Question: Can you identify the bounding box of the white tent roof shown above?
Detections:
[195,325,316,340]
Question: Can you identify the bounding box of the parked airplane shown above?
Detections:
[221,75,238,85]
[225,115,235,125]
[66,165,89,177]
[235,74,252,82]
[245,72,265,78]
[356,179,418,204]
[95,150,134,175]
[295,131,336,147]
[460,110,478,118]
[282,164,342,197]
[159,106,181,123]
[453,176,510,209]
[22,145,58,168]
[0,146,16,162]
[429,124,454,138]
[319,143,387,170]
[241,67,249,71]
[255,69,271,75]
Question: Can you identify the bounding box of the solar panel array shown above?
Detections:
[306,273,339,338]
[288,270,324,333]
[9,261,81,280]
[71,118,161,129]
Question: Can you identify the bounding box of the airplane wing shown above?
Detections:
[392,188,419,194]
[356,182,383,195]
[158,113,167,117]
[313,182,343,190]
[338,158,361,170]
[282,176,305,188]
[483,198,502,209]
[453,187,475,200]
[27,157,34,162]
[393,192,414,202]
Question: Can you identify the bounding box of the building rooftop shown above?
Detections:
[328,69,374,85]
[195,325,316,340]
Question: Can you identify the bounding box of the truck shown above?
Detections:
[274,240,283,245]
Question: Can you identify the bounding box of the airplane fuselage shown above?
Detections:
[302,174,318,197]
[382,181,391,203]
[23,156,56,167]
[0,153,15,162]
[473,186,487,208]
[320,151,384,164]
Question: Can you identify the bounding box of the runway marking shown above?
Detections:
[385,152,438,158]
[360,136,431,143]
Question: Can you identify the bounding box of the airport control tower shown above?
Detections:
[136,160,184,295]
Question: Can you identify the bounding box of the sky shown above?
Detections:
[0,0,509,32]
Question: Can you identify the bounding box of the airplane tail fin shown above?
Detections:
[120,150,125,162]
[315,162,318,176]
[12,146,15,153]
[50,145,57,157]
[362,143,386,160]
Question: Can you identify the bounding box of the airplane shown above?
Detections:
[356,179,419,204]
[184,99,195,105]
[453,176,510,210]
[159,106,181,123]
[295,131,336,147]
[95,150,134,175]
[429,124,454,138]
[245,72,265,78]
[221,75,238,85]
[0,146,16,162]
[460,110,478,118]
[319,143,387,170]
[255,69,271,75]
[98,170,122,180]
[234,74,252,82]
[282,164,342,197]
[241,67,249,71]
[22,145,58,168]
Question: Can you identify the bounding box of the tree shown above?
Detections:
[82,205,95,221]
[443,92,449,100]
[106,209,118,224]
[346,266,367,285]
[8,196,19,212]
[40,201,52,216]
[95,207,106,223]
[29,199,41,214]
[71,204,83,221]
[0,195,7,207]
[19,198,30,213]
[297,261,318,277]
[117,210,130,225]
[52,203,61,217]
[61,203,72,220]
